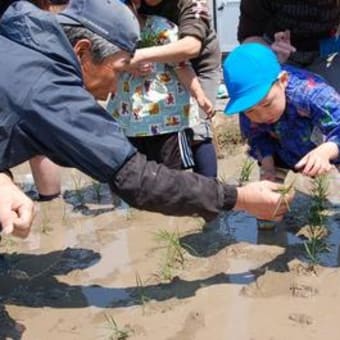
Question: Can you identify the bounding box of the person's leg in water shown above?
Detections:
[29,156,61,201]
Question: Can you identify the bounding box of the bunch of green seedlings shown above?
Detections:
[104,314,133,340]
[153,229,193,281]
[271,179,295,218]
[138,31,159,48]
[239,157,255,185]
[304,175,330,265]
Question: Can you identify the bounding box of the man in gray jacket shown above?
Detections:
[0,0,293,237]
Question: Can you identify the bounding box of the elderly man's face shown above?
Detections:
[75,41,130,100]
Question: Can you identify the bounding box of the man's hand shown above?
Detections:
[0,173,35,238]
[295,142,339,177]
[271,30,296,63]
[234,180,294,221]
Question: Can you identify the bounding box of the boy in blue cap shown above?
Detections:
[223,43,340,181]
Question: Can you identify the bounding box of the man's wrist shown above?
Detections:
[223,184,238,210]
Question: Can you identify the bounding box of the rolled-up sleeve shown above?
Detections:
[177,0,210,43]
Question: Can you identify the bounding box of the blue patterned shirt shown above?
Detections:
[240,65,340,168]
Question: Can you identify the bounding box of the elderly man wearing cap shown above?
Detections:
[0,0,293,238]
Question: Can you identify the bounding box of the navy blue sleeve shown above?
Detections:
[18,66,136,182]
[308,82,340,162]
[239,114,275,160]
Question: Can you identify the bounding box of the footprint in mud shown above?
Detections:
[288,313,313,326]
[290,283,318,298]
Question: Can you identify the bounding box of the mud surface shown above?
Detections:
[1,114,340,340]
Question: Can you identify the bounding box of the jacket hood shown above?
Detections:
[0,1,80,73]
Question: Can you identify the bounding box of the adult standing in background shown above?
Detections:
[131,0,221,177]
[238,0,340,92]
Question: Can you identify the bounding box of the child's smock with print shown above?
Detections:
[107,15,200,137]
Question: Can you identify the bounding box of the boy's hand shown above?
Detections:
[295,142,339,177]
[197,96,214,119]
[271,30,296,63]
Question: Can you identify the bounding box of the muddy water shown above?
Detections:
[1,153,340,340]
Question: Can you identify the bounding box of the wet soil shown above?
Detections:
[1,113,340,340]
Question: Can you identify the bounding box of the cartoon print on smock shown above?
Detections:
[107,15,200,137]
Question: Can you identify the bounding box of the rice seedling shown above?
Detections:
[138,31,159,48]
[304,175,330,266]
[71,170,85,205]
[153,229,193,281]
[92,181,102,203]
[40,206,53,234]
[311,174,329,211]
[271,179,296,219]
[104,314,132,340]
[134,272,150,311]
[304,232,329,265]
[239,157,255,185]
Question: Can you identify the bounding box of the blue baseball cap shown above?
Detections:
[57,0,140,55]
[223,43,281,115]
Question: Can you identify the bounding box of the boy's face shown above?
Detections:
[244,74,287,124]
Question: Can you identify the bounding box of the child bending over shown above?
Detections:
[223,43,340,180]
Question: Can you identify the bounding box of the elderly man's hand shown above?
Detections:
[234,180,294,221]
[0,173,35,238]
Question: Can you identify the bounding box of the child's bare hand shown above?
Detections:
[125,62,153,77]
[197,96,214,118]
[271,30,296,63]
[295,150,332,177]
[295,142,339,177]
